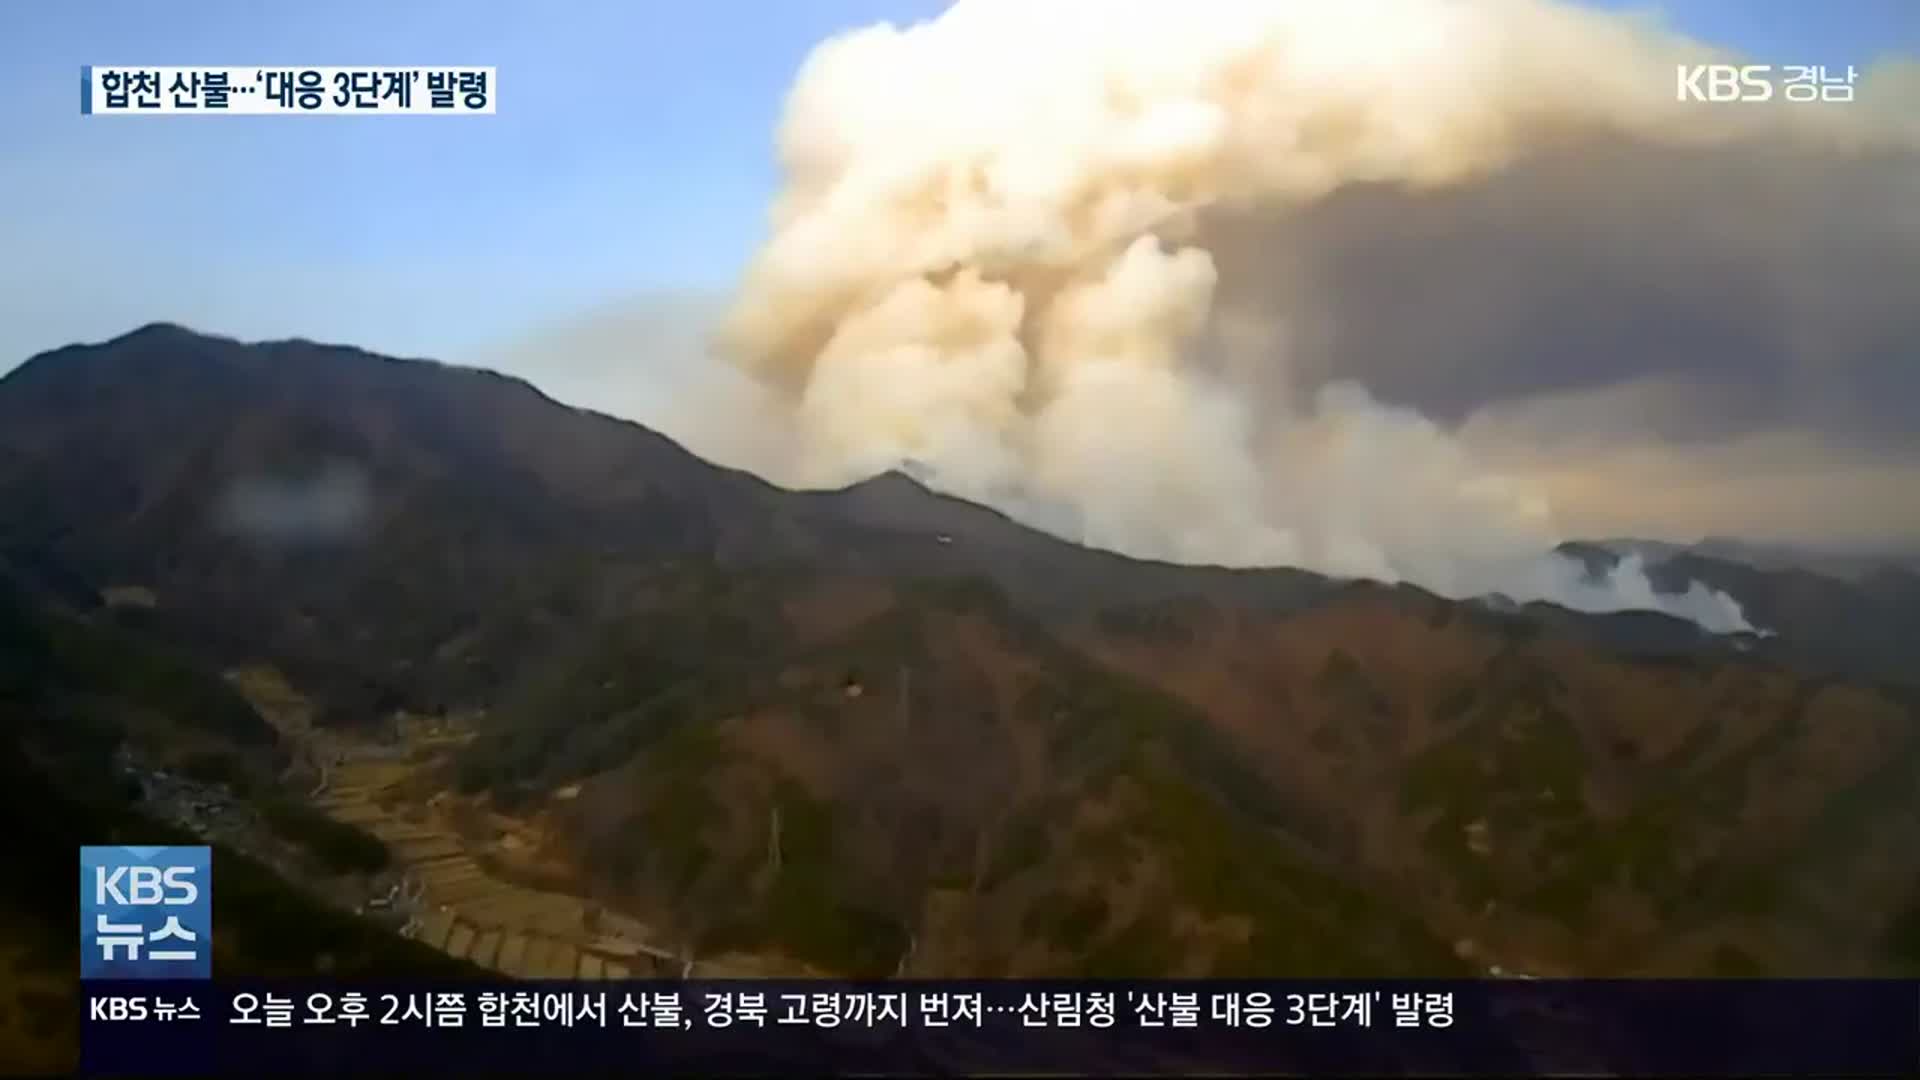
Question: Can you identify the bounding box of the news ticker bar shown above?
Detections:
[80,66,496,115]
[81,978,1919,1077]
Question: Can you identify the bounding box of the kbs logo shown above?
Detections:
[90,996,150,1021]
[80,846,211,979]
[1676,64,1774,102]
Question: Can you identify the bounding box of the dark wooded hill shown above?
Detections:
[2,324,1914,983]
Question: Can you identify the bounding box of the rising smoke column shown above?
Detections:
[715,0,1907,633]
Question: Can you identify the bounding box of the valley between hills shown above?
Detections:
[4,325,1918,1043]
[225,664,793,979]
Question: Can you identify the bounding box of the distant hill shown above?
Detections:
[0,324,1340,722]
[2,323,1916,982]
[1586,536,1920,583]
[1557,539,1920,690]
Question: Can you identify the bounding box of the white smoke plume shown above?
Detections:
[713,0,1917,634]
[216,461,372,545]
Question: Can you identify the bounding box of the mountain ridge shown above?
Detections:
[12,323,1895,694]
[0,324,1785,631]
[3,324,1916,981]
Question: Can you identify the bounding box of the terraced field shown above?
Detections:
[311,739,689,978]
[228,668,694,979]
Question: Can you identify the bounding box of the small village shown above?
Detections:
[117,668,796,981]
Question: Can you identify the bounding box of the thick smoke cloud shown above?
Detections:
[682,0,1920,632]
[1211,130,1920,557]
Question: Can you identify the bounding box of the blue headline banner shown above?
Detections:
[81,978,1919,1076]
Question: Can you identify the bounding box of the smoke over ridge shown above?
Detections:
[702,0,1920,633]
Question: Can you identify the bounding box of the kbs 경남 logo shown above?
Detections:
[1676,64,1775,102]
[80,846,211,979]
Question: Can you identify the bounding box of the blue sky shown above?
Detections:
[0,0,1913,375]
